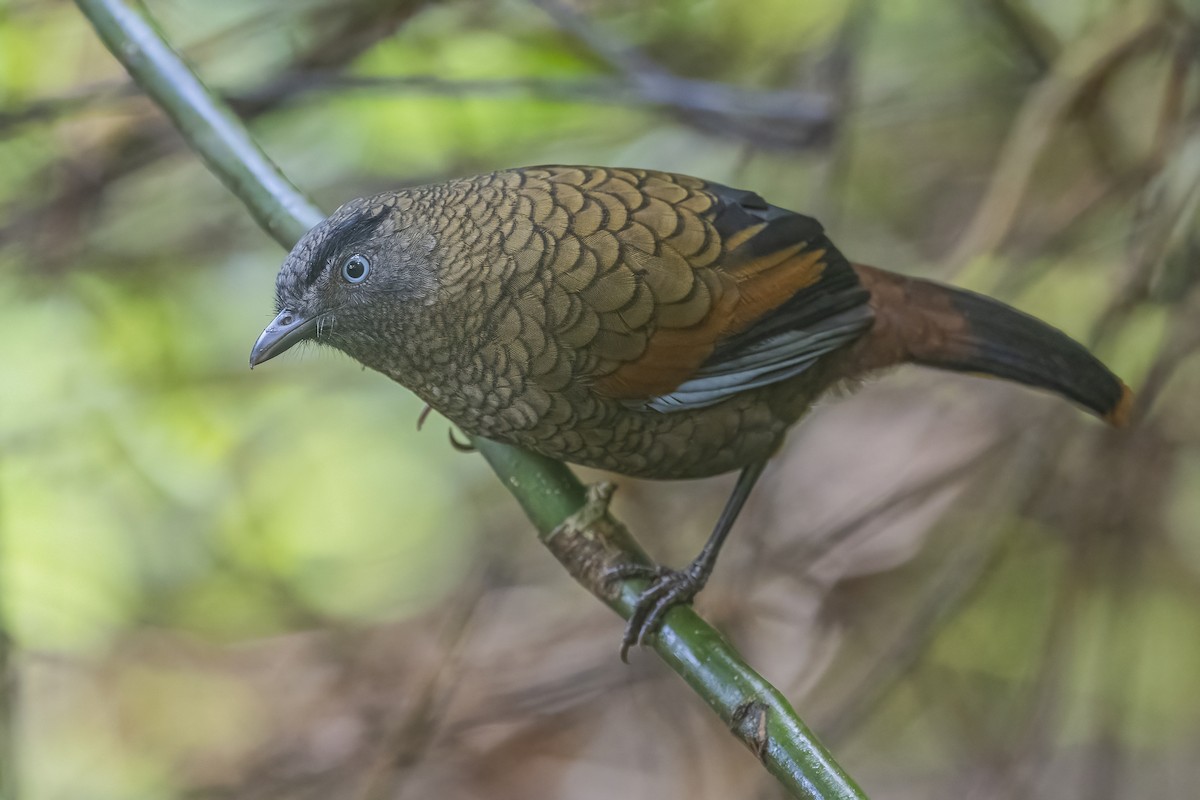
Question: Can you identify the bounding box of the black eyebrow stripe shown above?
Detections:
[306,205,390,286]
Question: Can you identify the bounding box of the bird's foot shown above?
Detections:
[605,561,710,662]
[414,407,474,452]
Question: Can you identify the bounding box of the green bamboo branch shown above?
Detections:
[72,1,865,796]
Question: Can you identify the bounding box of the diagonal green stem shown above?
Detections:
[75,0,322,243]
[72,1,866,796]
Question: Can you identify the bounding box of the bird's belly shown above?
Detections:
[433,382,793,479]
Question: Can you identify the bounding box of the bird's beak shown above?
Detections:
[250,309,318,368]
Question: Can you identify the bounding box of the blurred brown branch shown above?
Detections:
[530,0,836,147]
[945,3,1170,274]
[816,439,1042,745]
[0,0,431,266]
[978,0,1061,74]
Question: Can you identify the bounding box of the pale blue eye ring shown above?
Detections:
[341,254,369,283]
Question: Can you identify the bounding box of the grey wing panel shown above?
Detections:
[642,305,872,411]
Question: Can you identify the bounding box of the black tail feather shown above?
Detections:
[914,284,1132,426]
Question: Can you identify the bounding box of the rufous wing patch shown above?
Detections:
[591,286,738,398]
[593,247,831,401]
[727,247,826,330]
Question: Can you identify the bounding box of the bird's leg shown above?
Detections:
[608,459,768,661]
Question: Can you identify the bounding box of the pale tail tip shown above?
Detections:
[1105,382,1135,428]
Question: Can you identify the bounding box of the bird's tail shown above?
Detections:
[847,264,1133,426]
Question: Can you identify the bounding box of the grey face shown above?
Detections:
[249,195,437,368]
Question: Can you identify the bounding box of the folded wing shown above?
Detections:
[526,167,874,411]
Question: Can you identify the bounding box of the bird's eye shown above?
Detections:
[341,254,370,283]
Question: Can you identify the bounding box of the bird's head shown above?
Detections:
[249,194,439,369]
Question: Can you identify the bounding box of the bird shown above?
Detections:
[251,165,1132,658]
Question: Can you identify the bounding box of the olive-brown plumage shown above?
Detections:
[252,165,1132,655]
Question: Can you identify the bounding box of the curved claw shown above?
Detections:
[617,565,706,663]
[448,429,475,452]
[416,404,433,431]
[602,562,664,586]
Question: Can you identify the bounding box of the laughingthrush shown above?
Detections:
[251,166,1132,656]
